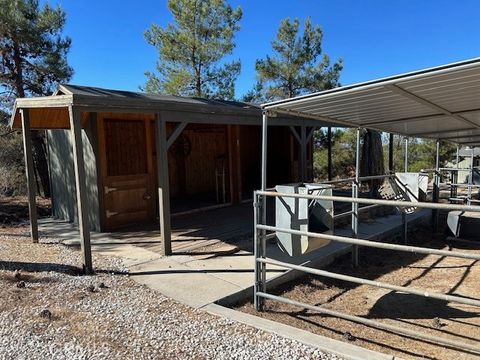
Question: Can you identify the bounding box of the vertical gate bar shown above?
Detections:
[20,109,39,243]
[351,128,360,267]
[403,137,408,244]
[253,191,262,310]
[468,147,474,205]
[257,110,269,309]
[433,140,440,231]
[327,127,333,181]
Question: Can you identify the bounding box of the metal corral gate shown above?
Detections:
[253,189,480,355]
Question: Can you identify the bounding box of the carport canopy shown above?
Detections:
[262,57,480,146]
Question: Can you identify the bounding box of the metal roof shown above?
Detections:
[263,58,480,145]
[11,84,334,129]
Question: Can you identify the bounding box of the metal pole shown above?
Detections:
[468,147,474,205]
[253,191,261,310]
[433,140,440,231]
[403,137,408,243]
[259,257,480,307]
[257,110,269,310]
[256,292,480,355]
[327,127,333,181]
[351,128,360,267]
[257,224,480,261]
[388,133,394,173]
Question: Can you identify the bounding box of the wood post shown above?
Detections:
[300,126,307,182]
[68,106,93,274]
[389,133,394,173]
[20,109,39,243]
[155,113,172,255]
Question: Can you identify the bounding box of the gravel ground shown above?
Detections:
[0,225,342,360]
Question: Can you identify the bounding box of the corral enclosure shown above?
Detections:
[238,217,480,359]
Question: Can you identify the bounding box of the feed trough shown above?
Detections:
[379,172,428,214]
[275,183,333,257]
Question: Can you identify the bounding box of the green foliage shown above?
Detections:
[313,128,357,181]
[0,0,72,196]
[0,111,25,196]
[314,130,457,183]
[0,0,73,101]
[383,136,457,174]
[144,0,242,100]
[253,17,342,101]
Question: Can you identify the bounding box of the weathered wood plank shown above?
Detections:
[20,109,39,243]
[155,112,172,255]
[69,106,93,274]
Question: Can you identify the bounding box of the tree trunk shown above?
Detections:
[13,40,50,197]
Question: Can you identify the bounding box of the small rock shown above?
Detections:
[14,271,21,280]
[86,285,96,293]
[40,309,52,320]
[342,331,356,342]
[432,317,444,329]
[16,281,26,289]
[99,282,108,289]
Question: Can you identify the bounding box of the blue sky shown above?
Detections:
[45,0,480,98]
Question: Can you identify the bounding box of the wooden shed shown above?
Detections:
[10,84,331,272]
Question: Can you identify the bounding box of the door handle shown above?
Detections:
[143,194,152,200]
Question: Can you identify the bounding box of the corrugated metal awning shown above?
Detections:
[262,58,480,145]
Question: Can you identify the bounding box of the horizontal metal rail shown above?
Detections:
[256,292,480,355]
[256,190,480,212]
[256,224,480,261]
[334,204,382,220]
[323,174,394,185]
[443,183,480,188]
[258,258,480,307]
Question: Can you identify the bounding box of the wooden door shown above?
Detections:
[102,119,155,229]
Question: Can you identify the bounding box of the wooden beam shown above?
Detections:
[289,126,301,143]
[155,113,172,256]
[20,109,38,243]
[389,133,394,172]
[68,106,93,274]
[300,125,307,182]
[166,122,188,149]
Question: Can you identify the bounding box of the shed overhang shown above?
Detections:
[262,58,480,145]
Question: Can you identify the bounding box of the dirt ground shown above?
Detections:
[237,220,480,360]
[0,195,51,225]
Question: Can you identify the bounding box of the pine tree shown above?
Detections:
[0,0,73,196]
[253,17,342,101]
[144,0,242,100]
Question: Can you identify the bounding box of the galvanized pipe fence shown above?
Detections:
[253,189,480,354]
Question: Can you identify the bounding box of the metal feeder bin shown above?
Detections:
[380,172,429,214]
[275,183,334,257]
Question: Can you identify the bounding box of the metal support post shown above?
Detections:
[255,110,269,310]
[468,147,474,205]
[351,128,360,267]
[403,138,408,244]
[432,140,440,231]
[327,127,333,181]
